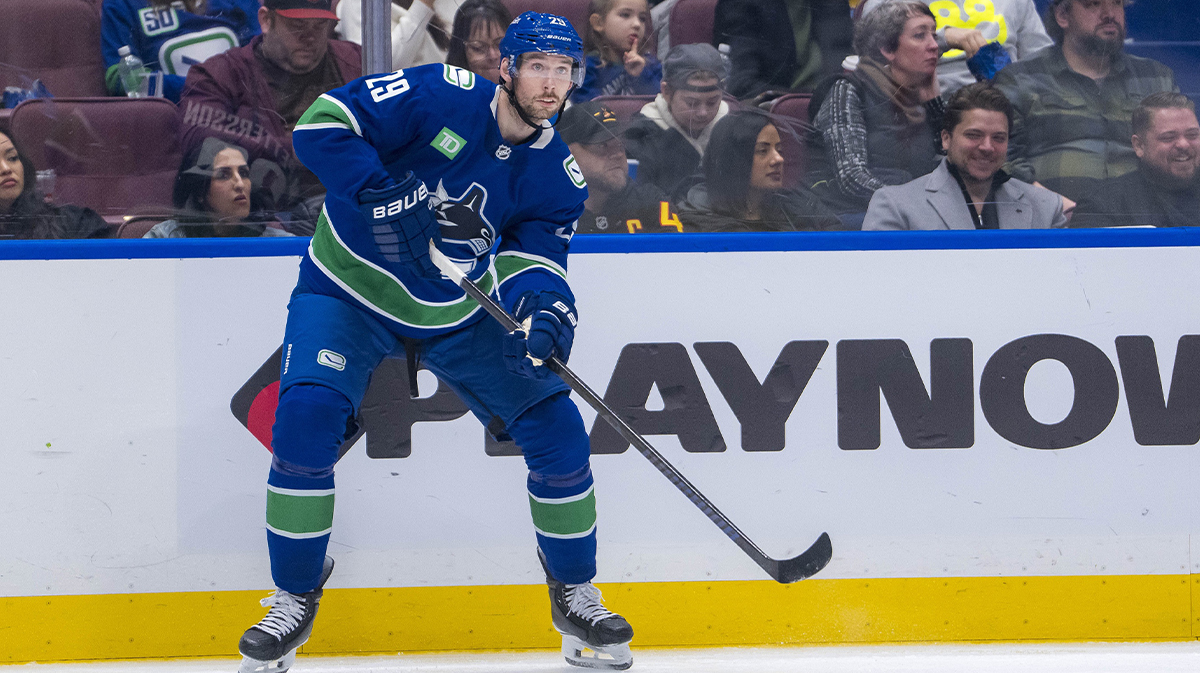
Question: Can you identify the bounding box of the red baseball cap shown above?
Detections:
[264,0,339,21]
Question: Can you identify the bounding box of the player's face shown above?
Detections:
[570,138,628,194]
[882,15,939,81]
[512,54,575,121]
[1059,0,1126,50]
[748,124,784,192]
[0,133,25,214]
[207,148,252,222]
[943,108,1010,184]
[665,76,723,138]
[259,9,334,74]
[1133,107,1200,185]
[464,20,505,84]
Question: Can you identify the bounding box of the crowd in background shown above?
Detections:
[0,0,1197,239]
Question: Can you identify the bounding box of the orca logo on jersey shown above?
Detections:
[431,180,497,264]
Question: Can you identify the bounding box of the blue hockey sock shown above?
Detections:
[266,384,354,594]
[510,393,597,584]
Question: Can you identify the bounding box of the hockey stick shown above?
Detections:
[429,243,832,583]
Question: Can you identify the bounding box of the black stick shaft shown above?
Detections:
[444,263,783,578]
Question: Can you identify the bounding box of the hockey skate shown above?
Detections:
[540,550,634,670]
[237,555,335,673]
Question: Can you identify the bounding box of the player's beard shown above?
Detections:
[516,87,567,122]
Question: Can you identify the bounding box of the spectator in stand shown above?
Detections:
[443,0,513,84]
[145,138,292,238]
[857,0,1051,95]
[572,0,663,103]
[102,0,261,102]
[713,0,853,103]
[0,131,107,240]
[560,102,679,234]
[675,110,844,232]
[863,82,1066,230]
[993,0,1178,203]
[178,0,361,217]
[336,0,451,70]
[806,1,948,225]
[1071,92,1200,228]
[623,44,732,196]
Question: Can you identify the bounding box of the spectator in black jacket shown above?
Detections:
[560,102,679,234]
[714,0,853,102]
[675,110,844,232]
[623,44,732,196]
[1071,92,1200,228]
[0,131,107,240]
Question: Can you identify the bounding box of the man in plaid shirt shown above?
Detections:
[994,0,1177,203]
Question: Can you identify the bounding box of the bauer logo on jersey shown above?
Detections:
[317,349,347,371]
[431,128,467,160]
[564,156,586,189]
[431,180,496,263]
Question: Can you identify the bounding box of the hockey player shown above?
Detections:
[236,11,634,673]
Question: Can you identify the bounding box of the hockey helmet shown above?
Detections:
[499,12,585,87]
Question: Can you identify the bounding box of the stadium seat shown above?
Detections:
[0,0,107,98]
[668,0,717,48]
[116,217,167,239]
[9,98,182,218]
[768,93,812,188]
[591,95,656,122]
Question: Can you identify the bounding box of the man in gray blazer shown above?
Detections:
[864,83,1067,231]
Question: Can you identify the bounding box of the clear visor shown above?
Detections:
[512,54,584,87]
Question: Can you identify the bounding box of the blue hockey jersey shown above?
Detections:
[102,0,261,102]
[292,63,588,339]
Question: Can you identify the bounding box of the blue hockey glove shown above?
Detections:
[358,171,442,279]
[502,291,578,379]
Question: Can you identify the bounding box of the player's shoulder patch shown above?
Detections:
[563,154,587,189]
[441,64,475,90]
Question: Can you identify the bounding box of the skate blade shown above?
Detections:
[562,635,633,670]
[238,650,296,673]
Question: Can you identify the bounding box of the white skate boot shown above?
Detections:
[237,556,335,673]
[541,550,634,670]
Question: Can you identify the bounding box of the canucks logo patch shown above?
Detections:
[431,180,496,267]
[564,156,586,188]
[317,349,346,371]
[442,65,475,90]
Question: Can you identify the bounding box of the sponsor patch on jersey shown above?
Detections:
[431,128,467,160]
[442,65,476,90]
[317,349,346,371]
[564,156,586,188]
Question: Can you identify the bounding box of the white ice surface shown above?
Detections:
[16,642,1200,673]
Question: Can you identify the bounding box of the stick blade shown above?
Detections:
[769,532,832,583]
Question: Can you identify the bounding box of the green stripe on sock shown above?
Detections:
[529,489,596,538]
[266,489,335,536]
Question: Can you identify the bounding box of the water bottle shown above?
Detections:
[717,43,732,78]
[116,45,149,98]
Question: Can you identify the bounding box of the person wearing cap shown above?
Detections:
[621,44,732,197]
[178,0,362,221]
[560,102,678,234]
[993,0,1178,203]
[235,12,636,673]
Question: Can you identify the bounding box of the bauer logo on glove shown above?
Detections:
[370,182,430,220]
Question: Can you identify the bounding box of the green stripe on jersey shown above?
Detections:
[266,488,335,537]
[528,487,596,539]
[310,212,493,329]
[296,94,357,133]
[495,252,567,287]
